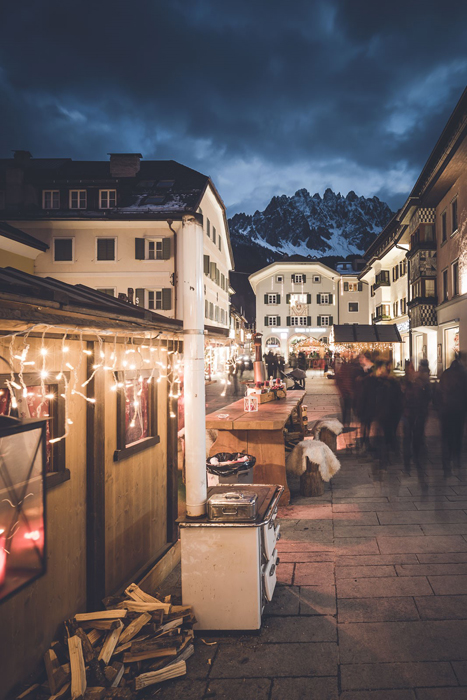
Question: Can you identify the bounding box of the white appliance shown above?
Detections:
[179,485,282,631]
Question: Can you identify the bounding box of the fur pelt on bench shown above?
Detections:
[286,439,341,482]
[311,419,343,440]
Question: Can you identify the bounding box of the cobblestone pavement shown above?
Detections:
[151,373,467,700]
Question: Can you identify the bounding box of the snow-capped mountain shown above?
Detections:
[228,188,393,272]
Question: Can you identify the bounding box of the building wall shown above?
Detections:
[0,247,34,273]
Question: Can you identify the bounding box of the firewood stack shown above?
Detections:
[18,584,195,700]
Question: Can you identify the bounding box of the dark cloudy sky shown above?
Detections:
[1,1,466,215]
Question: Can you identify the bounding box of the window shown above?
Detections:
[209,302,214,320]
[400,260,407,276]
[156,180,175,189]
[218,236,222,252]
[215,306,220,322]
[319,316,331,326]
[99,189,117,209]
[393,301,398,318]
[393,265,399,282]
[97,288,115,297]
[425,279,436,297]
[452,198,458,234]
[425,224,435,242]
[212,227,217,244]
[292,274,304,284]
[348,302,359,312]
[114,370,159,462]
[148,290,162,310]
[207,219,211,238]
[443,268,448,302]
[0,373,68,487]
[220,308,225,324]
[318,293,332,304]
[441,211,447,243]
[266,293,279,305]
[343,282,361,292]
[375,304,391,320]
[43,190,60,209]
[453,260,459,297]
[375,270,390,287]
[148,240,163,260]
[312,275,321,283]
[205,299,209,318]
[290,316,308,326]
[69,190,87,209]
[276,275,284,284]
[96,238,116,261]
[53,238,73,262]
[267,315,279,326]
[400,297,407,315]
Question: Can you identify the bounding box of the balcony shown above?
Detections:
[373,270,390,290]
[408,299,437,329]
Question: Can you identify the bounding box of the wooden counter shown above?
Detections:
[206,390,306,505]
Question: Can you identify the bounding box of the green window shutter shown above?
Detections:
[307,293,311,303]
[302,274,306,283]
[286,293,291,304]
[317,316,321,326]
[264,294,269,304]
[162,288,172,310]
[343,282,349,292]
[219,236,222,251]
[307,316,311,326]
[135,238,145,260]
[162,237,171,259]
[205,299,209,318]
[277,293,281,304]
[216,268,220,286]
[135,288,145,307]
[221,273,225,290]
[317,294,321,304]
[291,274,295,283]
[286,316,291,326]
[276,316,281,325]
[204,255,210,275]
[264,316,269,326]
[358,282,363,291]
[329,293,333,304]
[329,315,333,325]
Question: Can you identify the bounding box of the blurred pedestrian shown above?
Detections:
[436,357,467,474]
[401,360,431,474]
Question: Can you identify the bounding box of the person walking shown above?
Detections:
[401,360,431,474]
[265,350,275,379]
[436,357,467,474]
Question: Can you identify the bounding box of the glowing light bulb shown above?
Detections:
[45,393,55,400]
[83,349,92,355]
[110,385,117,392]
[67,419,73,425]
[40,348,48,356]
[62,346,69,353]
[56,373,63,380]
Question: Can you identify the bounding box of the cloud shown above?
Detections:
[0,0,466,214]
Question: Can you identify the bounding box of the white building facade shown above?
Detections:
[249,262,369,358]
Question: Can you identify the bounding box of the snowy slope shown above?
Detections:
[228,188,393,271]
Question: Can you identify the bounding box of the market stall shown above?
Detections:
[331,324,403,362]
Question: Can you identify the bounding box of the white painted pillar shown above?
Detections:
[181,214,207,517]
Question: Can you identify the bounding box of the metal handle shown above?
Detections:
[276,531,281,542]
[222,507,238,515]
[269,564,276,576]
[276,556,280,565]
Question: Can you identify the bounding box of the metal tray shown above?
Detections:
[207,490,258,521]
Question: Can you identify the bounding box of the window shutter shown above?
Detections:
[291,274,295,283]
[210,262,216,281]
[216,268,220,286]
[162,237,171,259]
[317,294,321,304]
[162,288,172,310]
[358,282,362,291]
[286,293,291,304]
[264,294,269,304]
[329,293,333,304]
[343,282,349,292]
[307,293,311,303]
[264,316,269,326]
[135,288,145,307]
[307,316,311,326]
[204,255,210,274]
[286,316,291,326]
[329,315,333,325]
[135,238,145,260]
[302,274,306,283]
[276,316,281,325]
[317,316,321,326]
[277,293,281,304]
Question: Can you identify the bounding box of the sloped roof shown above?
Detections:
[334,324,402,343]
[0,221,48,251]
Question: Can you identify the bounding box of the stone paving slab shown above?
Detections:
[414,501,467,510]
[428,575,467,595]
[378,511,467,524]
[338,597,420,623]
[340,691,416,699]
[261,615,337,642]
[417,553,467,564]
[333,538,380,555]
[335,525,425,538]
[278,551,336,562]
[294,562,335,585]
[377,536,467,554]
[340,661,458,691]
[452,660,467,684]
[149,680,207,699]
[299,585,337,616]
[414,690,467,699]
[415,595,467,620]
[263,585,300,616]
[333,502,419,512]
[270,677,339,700]
[396,564,467,577]
[337,554,419,566]
[336,576,433,599]
[210,641,338,677]
[204,678,271,699]
[335,565,397,579]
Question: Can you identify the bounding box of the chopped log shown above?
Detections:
[49,681,71,700]
[87,630,104,646]
[98,621,124,665]
[112,642,132,656]
[83,689,106,700]
[73,628,108,688]
[116,600,171,614]
[170,606,193,615]
[167,643,194,666]
[319,427,337,454]
[104,662,124,688]
[134,661,186,690]
[123,647,178,664]
[124,584,162,605]
[68,636,87,700]
[163,595,171,604]
[16,684,40,700]
[44,648,69,695]
[103,689,133,700]
[51,641,69,666]
[79,620,121,632]
[155,617,183,634]
[150,610,164,626]
[300,458,324,497]
[75,611,127,623]
[102,596,125,609]
[118,613,151,646]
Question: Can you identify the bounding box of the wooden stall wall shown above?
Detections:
[0,338,87,700]
[103,346,170,596]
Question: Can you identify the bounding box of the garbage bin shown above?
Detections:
[207,453,256,485]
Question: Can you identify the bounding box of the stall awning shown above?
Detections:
[333,324,402,343]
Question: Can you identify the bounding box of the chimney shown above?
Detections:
[108,153,142,178]
[13,150,32,167]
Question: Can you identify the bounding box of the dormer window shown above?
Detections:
[69,189,87,209]
[43,190,60,209]
[291,273,305,284]
[99,189,117,209]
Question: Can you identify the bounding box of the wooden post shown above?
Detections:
[300,458,324,497]
[166,350,179,543]
[319,427,337,454]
